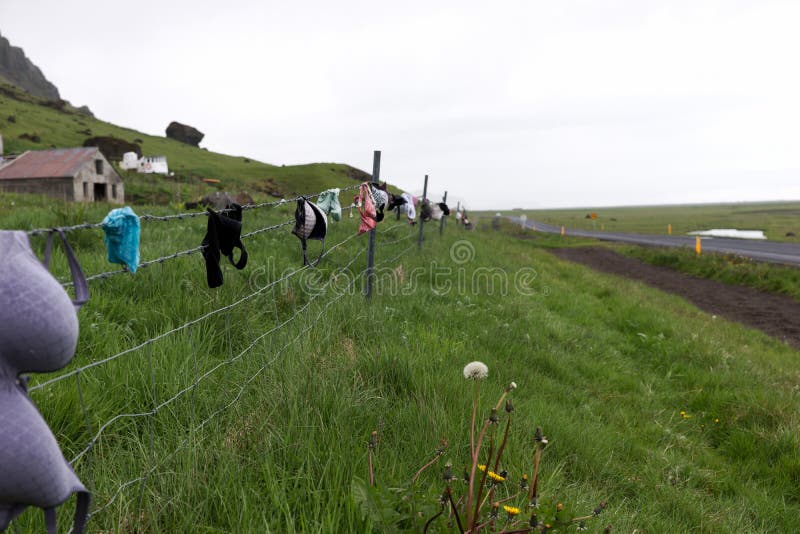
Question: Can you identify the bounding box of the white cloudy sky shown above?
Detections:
[2,0,799,209]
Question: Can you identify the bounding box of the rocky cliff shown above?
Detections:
[0,31,60,100]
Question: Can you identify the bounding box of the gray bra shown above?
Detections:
[0,230,90,533]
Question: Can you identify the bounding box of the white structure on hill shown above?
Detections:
[120,152,169,174]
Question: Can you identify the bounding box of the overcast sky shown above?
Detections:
[2,0,798,209]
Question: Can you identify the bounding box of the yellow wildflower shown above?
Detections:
[478,464,486,472]
[503,505,521,516]
[488,471,506,483]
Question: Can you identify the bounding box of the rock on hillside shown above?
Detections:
[166,121,204,146]
[0,31,60,100]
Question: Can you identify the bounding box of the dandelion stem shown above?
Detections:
[472,427,496,529]
[466,380,481,527]
[412,453,443,484]
[368,448,374,486]
[471,381,479,457]
[468,387,511,529]
[497,490,522,505]
[423,507,444,534]
[479,486,495,517]
[527,444,541,502]
[493,413,513,474]
[447,487,465,534]
[492,389,512,413]
[473,520,490,531]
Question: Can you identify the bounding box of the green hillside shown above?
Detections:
[0,81,370,204]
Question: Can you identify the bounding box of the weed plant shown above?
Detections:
[355,361,608,533]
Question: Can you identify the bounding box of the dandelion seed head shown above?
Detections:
[463,361,489,380]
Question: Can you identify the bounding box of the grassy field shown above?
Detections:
[619,244,800,303]
[0,81,372,204]
[494,201,800,243]
[1,197,798,532]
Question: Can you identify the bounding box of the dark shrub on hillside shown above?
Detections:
[83,136,142,160]
[18,132,40,142]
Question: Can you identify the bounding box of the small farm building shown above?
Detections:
[0,147,124,203]
[120,152,169,174]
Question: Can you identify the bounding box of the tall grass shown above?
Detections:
[1,203,799,532]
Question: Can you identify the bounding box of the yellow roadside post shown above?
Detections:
[561,225,565,237]
[668,224,672,235]
[695,236,702,255]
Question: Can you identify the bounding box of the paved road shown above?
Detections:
[515,218,800,266]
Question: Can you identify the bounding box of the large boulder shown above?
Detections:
[166,121,204,146]
[83,136,142,161]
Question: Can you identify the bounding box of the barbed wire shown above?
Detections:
[67,247,365,466]
[31,230,364,393]
[60,218,295,287]
[83,241,415,523]
[377,229,416,247]
[62,210,394,287]
[8,166,452,531]
[25,183,363,235]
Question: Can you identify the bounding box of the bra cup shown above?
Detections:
[302,202,315,238]
[0,232,79,373]
[0,387,86,507]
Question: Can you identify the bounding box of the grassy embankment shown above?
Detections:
[0,81,371,205]
[2,198,798,532]
[502,202,800,243]
[619,244,800,303]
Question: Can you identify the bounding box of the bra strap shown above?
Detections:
[43,229,89,311]
[72,491,90,534]
[43,507,57,534]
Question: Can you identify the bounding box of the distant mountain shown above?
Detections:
[0,31,60,100]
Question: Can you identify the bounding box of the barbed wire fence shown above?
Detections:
[11,165,452,531]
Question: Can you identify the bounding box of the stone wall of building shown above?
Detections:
[72,153,125,203]
[0,177,74,200]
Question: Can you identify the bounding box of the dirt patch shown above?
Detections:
[551,247,800,350]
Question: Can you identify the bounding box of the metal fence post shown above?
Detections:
[365,150,380,300]
[455,201,460,228]
[417,174,428,251]
[439,191,448,236]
